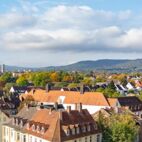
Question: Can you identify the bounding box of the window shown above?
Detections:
[23,135,26,142]
[41,126,45,134]
[93,124,97,130]
[76,127,80,134]
[11,129,13,138]
[87,124,91,132]
[32,124,35,131]
[17,132,20,141]
[6,128,8,136]
[82,126,86,133]
[97,134,100,142]
[85,137,87,142]
[90,136,92,142]
[30,136,32,142]
[65,128,70,136]
[20,120,23,128]
[72,128,75,135]
[3,127,6,136]
[37,125,40,133]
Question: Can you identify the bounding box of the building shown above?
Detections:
[2,104,102,142]
[1,64,5,73]
[0,97,19,142]
[107,96,142,118]
[10,86,29,95]
[0,110,11,142]
[20,88,110,114]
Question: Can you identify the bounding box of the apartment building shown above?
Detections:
[2,104,102,142]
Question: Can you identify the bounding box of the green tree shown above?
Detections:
[68,83,78,88]
[108,81,116,90]
[16,76,29,86]
[4,82,16,93]
[0,72,13,83]
[31,72,51,87]
[82,77,93,85]
[97,113,139,142]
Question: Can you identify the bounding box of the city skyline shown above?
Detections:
[0,0,142,67]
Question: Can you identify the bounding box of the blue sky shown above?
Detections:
[0,0,142,67]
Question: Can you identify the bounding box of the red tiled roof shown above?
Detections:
[21,89,109,106]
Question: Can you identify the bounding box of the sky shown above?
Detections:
[0,0,142,67]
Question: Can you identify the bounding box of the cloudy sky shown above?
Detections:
[0,0,142,67]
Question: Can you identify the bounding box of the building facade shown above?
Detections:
[2,105,102,142]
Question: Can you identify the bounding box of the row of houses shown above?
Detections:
[8,79,142,98]
[20,88,142,117]
[1,86,142,142]
[2,103,102,142]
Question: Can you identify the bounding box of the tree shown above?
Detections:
[16,76,29,86]
[50,72,59,82]
[82,77,93,85]
[4,82,16,93]
[31,72,51,87]
[68,83,78,88]
[96,113,139,142]
[108,81,116,90]
[54,82,68,88]
[62,75,73,82]
[0,72,13,83]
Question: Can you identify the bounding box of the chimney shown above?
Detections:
[45,84,50,93]
[32,89,35,95]
[78,103,82,112]
[67,106,71,113]
[54,102,58,110]
[80,84,85,94]
[75,103,78,110]
[40,103,44,109]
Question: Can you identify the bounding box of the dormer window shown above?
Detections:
[41,126,45,134]
[82,125,86,133]
[87,124,91,132]
[65,128,70,136]
[20,120,23,128]
[72,128,75,135]
[37,125,40,133]
[76,127,80,134]
[32,124,35,131]
[93,124,97,130]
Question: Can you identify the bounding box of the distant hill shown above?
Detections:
[4,59,142,72]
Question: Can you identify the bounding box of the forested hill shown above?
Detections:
[5,59,142,72]
[40,59,142,72]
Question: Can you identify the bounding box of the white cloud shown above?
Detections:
[0,12,36,29]
[1,5,142,53]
